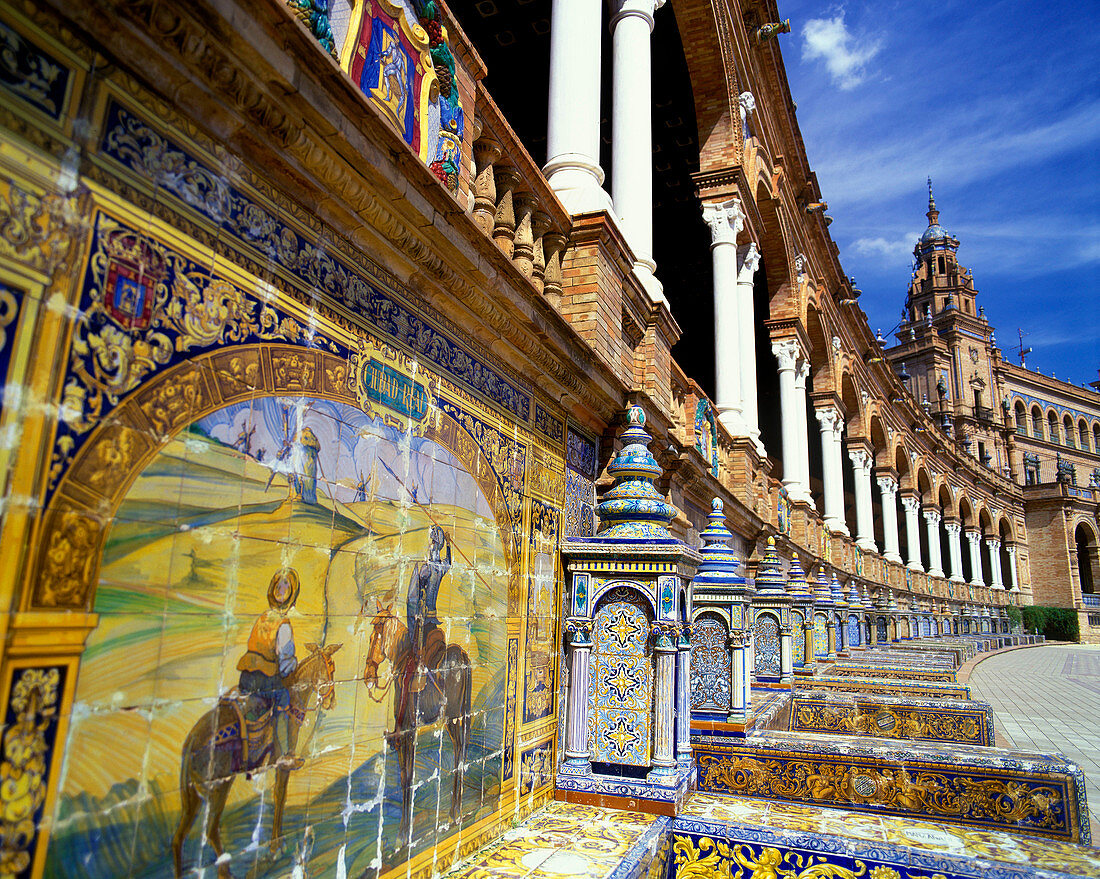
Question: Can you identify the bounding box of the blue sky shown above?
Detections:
[777,1,1100,387]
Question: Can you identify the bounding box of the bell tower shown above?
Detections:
[885,182,1008,472]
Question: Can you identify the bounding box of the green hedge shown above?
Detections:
[1020,605,1079,642]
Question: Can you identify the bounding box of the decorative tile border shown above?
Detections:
[789,694,995,746]
[693,739,1088,843]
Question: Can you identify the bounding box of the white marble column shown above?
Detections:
[901,495,923,572]
[545,0,613,214]
[924,509,944,578]
[650,631,676,778]
[793,360,814,505]
[877,475,902,564]
[1007,545,1019,592]
[944,521,964,582]
[704,200,745,435]
[848,448,877,553]
[986,537,1004,589]
[562,626,592,772]
[773,339,804,497]
[816,406,847,534]
[676,628,692,763]
[737,243,764,455]
[966,530,984,587]
[610,0,666,302]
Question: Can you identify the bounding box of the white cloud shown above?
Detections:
[852,234,918,262]
[802,13,881,90]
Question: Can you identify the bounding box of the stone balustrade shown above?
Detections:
[471,85,571,304]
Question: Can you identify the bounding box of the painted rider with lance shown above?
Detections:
[396,525,451,730]
[237,568,303,768]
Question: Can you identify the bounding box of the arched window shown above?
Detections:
[937,256,945,274]
[1076,524,1097,595]
[1080,419,1090,452]
[1094,423,1100,454]
[1064,415,1075,448]
[1032,406,1043,438]
[1048,411,1060,444]
[1014,401,1027,436]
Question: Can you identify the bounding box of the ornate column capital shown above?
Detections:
[771,337,802,371]
[922,509,942,526]
[795,358,810,384]
[847,447,872,474]
[876,474,898,495]
[737,241,761,278]
[965,529,982,547]
[610,0,666,30]
[565,620,592,646]
[900,495,921,514]
[815,405,841,433]
[984,536,1001,550]
[944,520,962,536]
[702,198,744,247]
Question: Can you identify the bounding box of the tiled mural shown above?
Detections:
[0,13,566,874]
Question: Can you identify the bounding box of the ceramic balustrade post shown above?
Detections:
[773,339,803,497]
[849,448,876,552]
[803,619,814,668]
[793,359,814,505]
[737,243,764,454]
[492,168,521,256]
[877,475,902,564]
[728,634,745,717]
[562,624,592,773]
[826,615,837,660]
[704,199,745,435]
[924,509,944,578]
[901,495,923,572]
[611,0,666,303]
[966,530,984,587]
[676,627,692,764]
[472,136,502,235]
[545,0,613,213]
[816,406,845,533]
[650,627,677,778]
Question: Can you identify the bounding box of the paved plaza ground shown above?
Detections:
[968,643,1100,838]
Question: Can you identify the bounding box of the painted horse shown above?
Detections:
[362,598,471,842]
[171,642,342,878]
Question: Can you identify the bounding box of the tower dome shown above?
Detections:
[915,178,959,258]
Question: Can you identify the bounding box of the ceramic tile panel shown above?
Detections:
[0,48,570,875]
[690,613,731,712]
[588,591,653,767]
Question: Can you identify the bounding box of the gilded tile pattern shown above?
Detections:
[588,590,653,767]
[690,615,730,712]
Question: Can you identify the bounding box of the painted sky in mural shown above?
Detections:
[50,395,507,879]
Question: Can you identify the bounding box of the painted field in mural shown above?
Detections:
[48,395,508,878]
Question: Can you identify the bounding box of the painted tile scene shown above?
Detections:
[0,1,1097,879]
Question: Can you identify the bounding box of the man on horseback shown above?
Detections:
[394,525,451,733]
[237,567,303,769]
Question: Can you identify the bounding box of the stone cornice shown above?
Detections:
[37,0,631,424]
